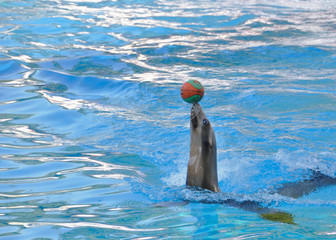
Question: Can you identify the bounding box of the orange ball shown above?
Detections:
[180,80,204,103]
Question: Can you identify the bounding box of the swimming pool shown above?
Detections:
[1,0,336,238]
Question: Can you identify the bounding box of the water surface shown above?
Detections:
[1,0,336,239]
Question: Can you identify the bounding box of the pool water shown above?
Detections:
[1,0,336,239]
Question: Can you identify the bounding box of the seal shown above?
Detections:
[184,103,296,224]
[186,103,220,192]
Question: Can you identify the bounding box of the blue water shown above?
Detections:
[1,0,336,238]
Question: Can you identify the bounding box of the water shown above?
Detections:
[1,0,336,238]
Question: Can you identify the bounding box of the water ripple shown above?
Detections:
[1,0,336,238]
[9,221,166,232]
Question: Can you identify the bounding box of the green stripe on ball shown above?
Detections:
[184,95,202,103]
[187,80,203,90]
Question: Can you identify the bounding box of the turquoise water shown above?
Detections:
[1,0,336,238]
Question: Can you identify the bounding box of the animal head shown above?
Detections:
[190,103,214,148]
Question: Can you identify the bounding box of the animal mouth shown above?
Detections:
[191,103,201,129]
[191,103,201,116]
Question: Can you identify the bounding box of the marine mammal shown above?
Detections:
[186,103,220,192]
[185,105,294,223]
[184,103,336,224]
[184,103,299,224]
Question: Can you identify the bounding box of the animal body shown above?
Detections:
[186,103,220,192]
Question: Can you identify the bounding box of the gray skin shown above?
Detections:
[186,103,220,192]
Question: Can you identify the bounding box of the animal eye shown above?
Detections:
[203,119,209,126]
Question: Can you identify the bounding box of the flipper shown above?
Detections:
[276,171,336,199]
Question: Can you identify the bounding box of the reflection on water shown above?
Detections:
[1,0,336,238]
[9,221,166,232]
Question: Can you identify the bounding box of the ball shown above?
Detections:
[180,80,204,103]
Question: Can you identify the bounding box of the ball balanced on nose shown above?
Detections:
[180,80,204,104]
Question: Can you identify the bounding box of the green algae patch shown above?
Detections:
[261,212,296,225]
